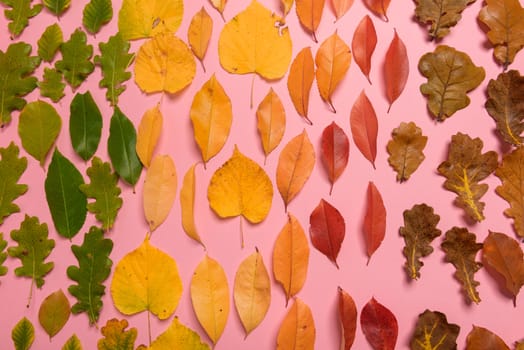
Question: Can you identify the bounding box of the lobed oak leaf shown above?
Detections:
[38,68,65,103]
[338,287,357,350]
[0,142,28,225]
[276,298,316,350]
[466,326,510,350]
[55,29,94,90]
[352,15,377,84]
[256,88,286,161]
[410,310,460,350]
[360,297,398,350]
[0,233,7,278]
[0,0,42,38]
[320,121,349,194]
[296,0,325,42]
[287,47,315,124]
[97,319,137,350]
[188,7,213,72]
[309,199,345,268]
[415,0,475,39]
[386,121,427,182]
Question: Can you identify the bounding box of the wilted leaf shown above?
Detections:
[191,255,230,345]
[441,227,483,304]
[188,7,213,71]
[0,234,8,277]
[276,298,316,350]
[364,182,386,263]
[257,88,286,161]
[37,23,63,62]
[273,214,310,305]
[415,0,475,39]
[466,326,510,350]
[350,90,378,168]
[38,289,70,340]
[62,334,82,350]
[438,132,498,222]
[363,0,390,21]
[12,317,34,350]
[384,30,409,112]
[361,297,398,350]
[287,47,315,124]
[38,68,65,103]
[332,0,354,20]
[136,105,163,168]
[149,317,210,350]
[180,164,204,246]
[1,0,42,38]
[43,0,70,15]
[419,45,485,121]
[386,122,427,182]
[296,0,325,42]
[320,121,349,194]
[309,199,345,268]
[83,0,113,34]
[352,15,376,84]
[55,28,94,89]
[0,142,27,225]
[338,287,357,350]
[400,204,441,280]
[97,319,137,350]
[69,91,102,161]
[410,310,460,350]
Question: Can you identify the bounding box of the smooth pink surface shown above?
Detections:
[0,0,523,349]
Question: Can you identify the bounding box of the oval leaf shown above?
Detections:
[287,47,315,124]
[332,0,355,20]
[37,23,63,62]
[43,0,70,16]
[12,317,34,350]
[350,90,378,168]
[360,297,398,350]
[62,334,82,350]
[180,164,204,246]
[83,0,113,34]
[352,15,376,84]
[70,91,103,161]
[209,0,227,16]
[338,287,357,350]
[410,310,460,349]
[256,88,286,160]
[188,7,213,71]
[276,298,316,350]
[150,317,210,350]
[38,289,71,339]
[136,105,163,168]
[386,121,427,182]
[364,182,386,263]
[309,199,345,268]
[321,121,349,194]
[384,30,409,112]
[466,326,510,350]
[296,0,325,42]
[363,0,390,21]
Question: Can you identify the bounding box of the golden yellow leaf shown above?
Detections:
[180,163,204,246]
[296,0,326,42]
[287,47,315,124]
[276,130,315,210]
[149,317,210,350]
[276,298,316,350]
[188,7,213,72]
[190,255,230,345]
[256,88,286,161]
[234,249,271,336]
[190,74,233,165]
[209,0,227,17]
[136,105,163,168]
[282,0,295,15]
[273,214,309,304]
[134,33,196,94]
[110,237,182,320]
[143,154,177,232]
[315,31,351,113]
[118,0,184,41]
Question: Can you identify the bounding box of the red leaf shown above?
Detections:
[350,90,378,168]
[338,286,357,350]
[360,297,398,350]
[352,15,377,84]
[384,30,409,113]
[364,182,386,263]
[321,121,349,194]
[309,198,345,268]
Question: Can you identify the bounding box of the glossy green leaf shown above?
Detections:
[0,233,8,277]
[0,142,28,224]
[0,0,42,38]
[38,289,71,339]
[108,107,143,186]
[62,334,82,350]
[11,317,34,350]
[43,0,70,15]
[69,91,102,161]
[18,100,61,166]
[55,28,94,89]
[83,0,113,34]
[45,149,87,239]
[38,68,65,102]
[67,226,113,325]
[37,23,63,62]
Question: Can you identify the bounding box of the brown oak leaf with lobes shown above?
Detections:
[410,310,460,350]
[415,0,475,39]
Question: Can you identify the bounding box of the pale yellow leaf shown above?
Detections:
[136,105,163,168]
[149,317,210,350]
[180,163,204,246]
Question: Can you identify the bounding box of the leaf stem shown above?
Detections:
[240,216,244,249]
[250,74,255,109]
[147,310,152,346]
[27,278,34,308]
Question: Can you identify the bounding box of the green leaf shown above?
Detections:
[56,28,94,89]
[69,91,102,161]
[38,67,65,102]
[0,233,8,277]
[67,226,113,325]
[0,142,28,224]
[83,0,113,34]
[108,107,143,186]
[0,0,43,38]
[97,318,137,350]
[38,289,71,340]
[62,334,82,350]
[94,33,134,106]
[18,100,62,167]
[0,42,40,126]
[43,0,70,15]
[7,215,55,305]
[45,149,87,239]
[11,317,35,350]
[37,23,63,62]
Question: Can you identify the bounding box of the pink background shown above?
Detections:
[0,0,523,349]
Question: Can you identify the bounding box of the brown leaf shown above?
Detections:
[351,15,377,84]
[338,286,357,350]
[384,30,409,112]
[256,88,286,161]
[485,70,524,146]
[350,90,378,168]
[287,47,315,124]
[516,340,524,350]
[276,298,316,350]
[296,0,325,42]
[364,182,386,263]
[441,227,483,304]
[320,121,349,194]
[478,0,524,69]
[331,0,355,20]
[309,198,345,268]
[466,326,510,350]
[400,203,441,280]
[438,133,498,222]
[415,0,475,39]
[386,121,427,182]
[419,45,485,121]
[410,310,460,350]
[360,297,398,350]
[363,0,390,21]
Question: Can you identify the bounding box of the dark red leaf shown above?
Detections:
[338,286,357,350]
[321,121,349,195]
[309,198,345,268]
[364,182,386,263]
[360,297,398,350]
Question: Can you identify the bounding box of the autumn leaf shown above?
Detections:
[62,334,82,350]
[11,317,34,350]
[97,319,137,350]
[136,105,163,169]
[0,234,8,278]
[386,122,427,182]
[478,0,524,69]
[419,45,485,121]
[276,298,316,350]
[282,0,294,15]
[0,0,42,38]
[384,30,409,112]
[287,47,315,124]
[296,0,325,42]
[38,289,70,340]
[188,7,213,72]
[400,204,441,280]
[320,121,349,194]
[273,214,310,305]
[38,68,65,103]
[352,15,376,84]
[149,317,210,350]
[55,28,94,89]
[364,182,386,263]
[42,0,70,16]
[83,0,113,34]
[180,164,204,246]
[338,287,357,350]
[37,23,63,62]
[256,88,286,162]
[331,0,355,20]
[441,227,483,304]
[415,0,475,39]
[350,90,378,168]
[363,0,390,21]
[209,0,227,19]
[360,297,398,350]
[0,142,27,225]
[69,91,103,162]
[438,132,498,222]
[309,199,345,268]
[485,70,524,146]
[315,31,351,113]
[466,326,510,350]
[410,310,460,350]
[276,130,316,211]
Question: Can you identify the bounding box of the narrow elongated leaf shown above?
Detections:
[296,0,325,42]
[56,28,94,89]
[0,234,8,277]
[43,0,70,15]
[38,68,65,103]
[466,326,510,350]
[384,30,409,112]
[276,298,315,350]
[415,0,475,39]
[338,287,357,350]
[38,289,70,339]
[287,47,315,124]
[12,317,34,350]
[37,23,63,62]
[62,334,82,350]
[83,0,113,34]
[321,121,349,194]
[361,298,398,350]
[352,15,376,84]
[386,122,427,182]
[149,317,210,350]
[410,310,460,350]
[136,105,163,168]
[69,91,103,161]
[188,7,213,71]
[0,142,28,225]
[180,164,204,246]
[1,0,42,37]
[45,149,87,239]
[309,199,345,268]
[256,88,286,161]
[18,100,61,166]
[97,319,137,350]
[364,182,386,263]
[332,0,354,20]
[350,91,377,168]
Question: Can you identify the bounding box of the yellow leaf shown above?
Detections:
[276,298,316,350]
[190,74,233,165]
[143,155,177,232]
[282,0,295,15]
[296,0,326,42]
[209,0,227,16]
[149,317,210,350]
[315,31,351,113]
[110,237,182,320]
[234,249,271,336]
[180,163,204,246]
[118,0,184,41]
[256,88,286,161]
[136,105,163,168]
[287,47,315,124]
[190,255,230,345]
[218,0,292,80]
[188,7,213,72]
[134,33,196,94]
[273,214,309,304]
[276,130,315,210]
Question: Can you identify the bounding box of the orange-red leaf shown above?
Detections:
[384,30,409,112]
[287,47,315,124]
[360,297,398,350]
[338,286,357,350]
[363,0,391,21]
[321,121,349,194]
[364,182,386,263]
[350,91,378,168]
[331,0,355,20]
[309,198,345,268]
[276,298,316,350]
[296,0,326,42]
[466,326,510,350]
[352,15,377,84]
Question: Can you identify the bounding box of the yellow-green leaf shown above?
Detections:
[149,317,210,350]
[38,289,71,340]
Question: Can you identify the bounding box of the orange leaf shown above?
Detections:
[352,15,377,84]
[466,326,510,350]
[321,121,349,194]
[296,0,325,42]
[276,298,316,350]
[338,287,357,350]
[331,0,355,20]
[287,47,315,124]
[384,30,409,112]
[256,88,286,161]
[309,199,345,268]
[180,163,204,247]
[188,7,213,72]
[350,90,378,168]
[363,0,391,21]
[209,0,227,19]
[136,105,163,168]
[364,181,386,263]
